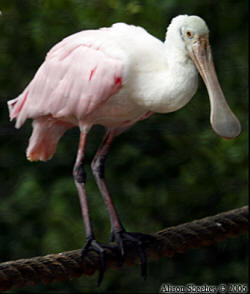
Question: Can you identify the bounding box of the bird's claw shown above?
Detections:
[81,232,154,285]
[81,237,106,286]
[110,230,155,280]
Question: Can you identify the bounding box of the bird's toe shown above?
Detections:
[110,230,155,280]
[81,237,107,286]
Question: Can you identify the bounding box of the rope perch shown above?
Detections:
[0,205,248,291]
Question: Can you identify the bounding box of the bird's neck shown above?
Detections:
[164,31,190,65]
[138,40,198,114]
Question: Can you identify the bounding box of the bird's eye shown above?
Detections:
[186,30,193,38]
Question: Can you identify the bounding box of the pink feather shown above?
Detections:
[8,30,124,161]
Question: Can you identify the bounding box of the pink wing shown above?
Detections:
[8,31,124,129]
[8,30,124,161]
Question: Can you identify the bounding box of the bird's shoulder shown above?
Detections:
[45,23,163,64]
[45,24,128,62]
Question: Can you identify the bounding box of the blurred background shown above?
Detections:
[0,0,248,292]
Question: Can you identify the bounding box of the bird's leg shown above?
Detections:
[73,132,93,240]
[91,130,124,233]
[91,129,154,279]
[73,132,106,286]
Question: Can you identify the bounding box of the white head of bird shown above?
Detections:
[163,15,241,139]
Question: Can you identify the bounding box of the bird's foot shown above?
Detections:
[81,236,109,286]
[110,229,155,280]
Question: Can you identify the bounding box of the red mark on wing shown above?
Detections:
[114,76,122,87]
[13,91,28,117]
[89,66,97,81]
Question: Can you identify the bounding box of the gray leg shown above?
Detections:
[73,132,105,286]
[91,129,124,233]
[73,132,93,239]
[91,129,153,279]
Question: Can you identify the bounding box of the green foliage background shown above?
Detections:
[0,0,248,292]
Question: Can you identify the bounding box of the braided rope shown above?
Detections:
[0,206,248,291]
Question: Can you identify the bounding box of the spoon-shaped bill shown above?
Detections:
[190,37,241,139]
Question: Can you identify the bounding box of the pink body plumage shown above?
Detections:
[8,30,126,161]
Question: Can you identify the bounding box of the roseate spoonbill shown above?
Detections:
[8,15,241,284]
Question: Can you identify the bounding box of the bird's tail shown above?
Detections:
[26,116,73,161]
[7,91,29,128]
